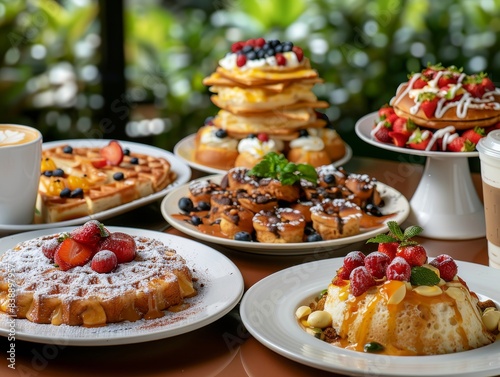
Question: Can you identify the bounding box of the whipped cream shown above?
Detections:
[219,51,301,71]
[199,127,238,150]
[237,137,282,157]
[289,135,325,151]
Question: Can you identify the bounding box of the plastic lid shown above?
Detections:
[477,130,500,157]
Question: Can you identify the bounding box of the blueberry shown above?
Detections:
[123,148,130,156]
[63,146,73,154]
[43,170,53,177]
[306,233,323,242]
[242,45,254,53]
[282,41,293,51]
[304,225,315,235]
[264,49,275,57]
[298,129,309,137]
[178,197,194,213]
[204,116,215,126]
[268,39,280,48]
[215,129,228,138]
[113,172,125,181]
[365,203,383,217]
[197,201,210,211]
[257,49,266,59]
[191,215,203,226]
[59,188,71,198]
[275,44,283,53]
[70,188,84,198]
[52,168,64,177]
[234,231,252,242]
[324,174,336,184]
[246,51,257,60]
[130,157,139,165]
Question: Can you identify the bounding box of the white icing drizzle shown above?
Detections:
[370,121,386,138]
[425,125,456,151]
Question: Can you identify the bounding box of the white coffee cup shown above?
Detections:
[477,130,500,268]
[0,124,42,224]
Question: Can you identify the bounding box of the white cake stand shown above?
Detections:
[355,112,485,240]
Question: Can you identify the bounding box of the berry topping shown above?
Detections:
[429,254,458,281]
[59,187,71,198]
[130,157,139,165]
[52,168,64,177]
[292,46,304,62]
[349,266,376,297]
[204,116,215,126]
[91,250,118,273]
[100,140,124,166]
[70,220,109,247]
[275,53,286,66]
[197,201,210,211]
[306,233,323,242]
[236,54,247,67]
[257,133,269,142]
[191,215,203,226]
[364,252,391,279]
[385,256,411,281]
[215,129,228,138]
[42,237,63,261]
[337,251,365,280]
[377,241,399,260]
[98,232,136,264]
[234,231,252,241]
[396,244,427,267]
[54,238,94,271]
[70,188,84,198]
[63,145,73,154]
[123,148,130,156]
[91,158,107,168]
[178,197,194,213]
[113,172,125,181]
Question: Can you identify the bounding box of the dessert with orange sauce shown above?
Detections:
[296,222,499,355]
[37,140,176,223]
[0,221,197,327]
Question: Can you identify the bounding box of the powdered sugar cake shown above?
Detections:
[0,232,196,327]
[37,141,176,223]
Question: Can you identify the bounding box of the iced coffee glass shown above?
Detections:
[477,130,500,268]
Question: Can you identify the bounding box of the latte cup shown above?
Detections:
[0,124,42,224]
[477,130,500,268]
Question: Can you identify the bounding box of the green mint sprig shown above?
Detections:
[366,221,423,246]
[247,152,318,186]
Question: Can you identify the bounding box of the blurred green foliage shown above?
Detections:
[1,0,500,161]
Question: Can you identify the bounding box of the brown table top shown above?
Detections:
[0,156,488,377]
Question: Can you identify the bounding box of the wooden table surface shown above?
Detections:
[0,156,490,377]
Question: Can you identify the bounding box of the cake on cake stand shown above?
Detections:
[355,112,485,240]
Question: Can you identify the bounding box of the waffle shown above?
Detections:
[0,232,196,326]
[37,143,176,223]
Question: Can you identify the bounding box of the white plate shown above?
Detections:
[0,140,191,236]
[161,175,410,255]
[355,112,479,158]
[240,258,500,377]
[174,133,354,175]
[0,226,244,346]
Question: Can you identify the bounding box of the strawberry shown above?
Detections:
[392,117,416,137]
[441,84,464,102]
[418,93,439,118]
[422,63,445,79]
[388,131,410,147]
[385,256,411,281]
[257,133,269,142]
[407,129,433,150]
[54,238,94,271]
[377,242,399,260]
[437,74,457,88]
[275,53,286,66]
[70,220,109,248]
[91,250,118,273]
[396,244,427,267]
[481,77,495,92]
[373,123,392,143]
[463,75,485,98]
[429,254,458,282]
[42,237,63,261]
[385,113,399,126]
[91,158,107,168]
[349,266,376,297]
[364,252,391,279]
[462,126,486,145]
[98,232,136,263]
[485,122,500,134]
[100,140,124,166]
[412,77,428,89]
[292,46,304,62]
[377,105,394,120]
[447,136,476,152]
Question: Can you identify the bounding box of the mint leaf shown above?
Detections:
[410,266,440,286]
[366,234,399,244]
[386,221,404,240]
[403,225,423,240]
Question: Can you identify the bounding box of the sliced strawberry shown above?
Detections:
[54,238,94,271]
[91,158,107,168]
[407,129,433,150]
[481,77,495,92]
[388,131,410,147]
[395,244,427,267]
[463,74,485,98]
[418,93,439,118]
[100,140,124,166]
[462,127,486,145]
[447,136,476,152]
[437,74,457,88]
[71,220,109,248]
[373,123,392,143]
[91,250,118,273]
[392,117,416,137]
[98,232,136,263]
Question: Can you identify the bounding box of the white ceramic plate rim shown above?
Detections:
[173,133,354,175]
[0,139,191,235]
[240,258,500,377]
[0,226,244,346]
[355,112,479,158]
[161,175,410,255]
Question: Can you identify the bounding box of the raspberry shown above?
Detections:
[254,37,266,47]
[396,244,427,267]
[386,256,411,281]
[236,54,247,67]
[257,133,269,142]
[377,242,399,260]
[349,266,376,297]
[364,252,390,279]
[336,266,350,280]
[343,251,365,271]
[275,53,286,66]
[430,254,458,281]
[231,41,244,53]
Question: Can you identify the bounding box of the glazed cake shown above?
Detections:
[37,141,176,223]
[0,231,196,326]
[297,222,499,356]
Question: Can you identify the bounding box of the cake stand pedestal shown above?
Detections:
[355,112,485,240]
